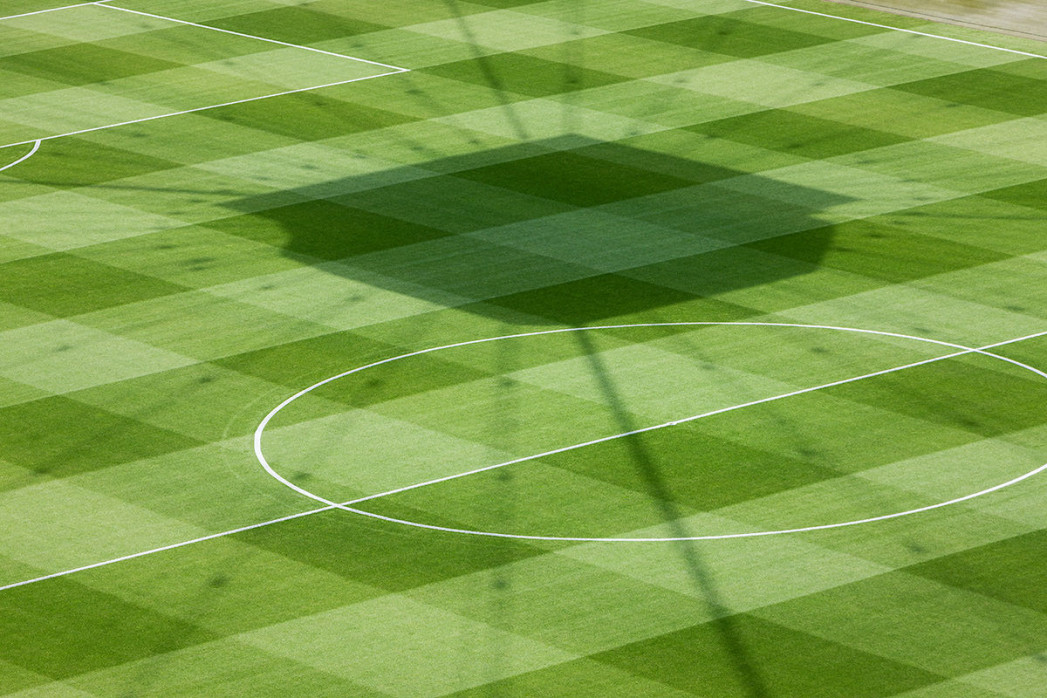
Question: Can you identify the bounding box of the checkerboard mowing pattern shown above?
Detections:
[1,0,1046,695]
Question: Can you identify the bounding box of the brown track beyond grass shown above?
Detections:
[820,0,1047,41]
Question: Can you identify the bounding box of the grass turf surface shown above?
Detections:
[1,0,1046,695]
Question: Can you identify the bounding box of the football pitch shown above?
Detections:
[1,0,1046,695]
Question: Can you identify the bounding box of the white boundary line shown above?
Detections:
[98,4,404,69]
[0,139,41,173]
[0,2,410,151]
[1,322,1044,593]
[0,506,338,593]
[0,0,1040,151]
[255,322,1047,542]
[0,0,110,21]
[737,0,1047,59]
[0,71,408,150]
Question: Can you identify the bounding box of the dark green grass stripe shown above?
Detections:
[468,0,550,7]
[979,178,1047,212]
[10,139,183,187]
[747,220,1010,283]
[208,199,452,261]
[306,351,494,409]
[453,149,698,207]
[213,329,500,408]
[422,53,630,98]
[0,67,67,99]
[820,358,1047,439]
[540,425,841,512]
[0,396,204,483]
[905,529,1047,614]
[0,576,218,679]
[336,174,575,234]
[521,33,734,79]
[620,246,884,307]
[567,141,741,185]
[0,255,188,317]
[206,6,387,44]
[870,196,1047,256]
[212,331,402,390]
[727,5,891,39]
[592,613,944,697]
[625,15,836,57]
[443,657,686,697]
[0,43,182,86]
[232,508,543,590]
[756,571,1047,676]
[94,24,298,63]
[893,69,1047,116]
[788,88,1021,138]
[202,92,419,142]
[688,109,912,159]
[482,274,756,326]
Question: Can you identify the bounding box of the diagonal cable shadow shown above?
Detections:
[576,330,772,698]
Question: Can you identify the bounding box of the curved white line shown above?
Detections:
[0,140,40,174]
[298,460,1047,542]
[255,322,1047,542]
[2,323,1042,593]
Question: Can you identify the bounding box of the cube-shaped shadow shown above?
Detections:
[216,136,848,324]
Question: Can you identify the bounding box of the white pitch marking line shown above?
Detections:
[0,3,410,151]
[319,459,1047,543]
[0,505,339,593]
[0,70,409,151]
[95,3,407,71]
[0,0,110,21]
[738,0,1047,59]
[256,324,1047,538]
[1,324,1044,592]
[340,341,1035,508]
[0,139,40,173]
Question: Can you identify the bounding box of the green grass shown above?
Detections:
[1,0,1046,695]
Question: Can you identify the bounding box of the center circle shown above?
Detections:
[254,322,1047,541]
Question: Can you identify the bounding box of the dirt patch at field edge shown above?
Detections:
[819,0,1047,42]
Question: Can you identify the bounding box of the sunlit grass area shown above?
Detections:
[1,0,1045,695]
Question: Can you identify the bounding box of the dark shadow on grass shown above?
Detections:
[205,6,847,694]
[211,135,850,698]
[214,135,848,326]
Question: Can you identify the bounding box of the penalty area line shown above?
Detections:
[0,3,410,151]
[96,4,406,70]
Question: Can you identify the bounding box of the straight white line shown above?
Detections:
[342,328,1047,508]
[0,70,407,150]
[0,3,410,151]
[0,0,109,21]
[0,327,1043,591]
[96,3,407,71]
[739,0,1047,59]
[0,139,40,173]
[0,505,338,593]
